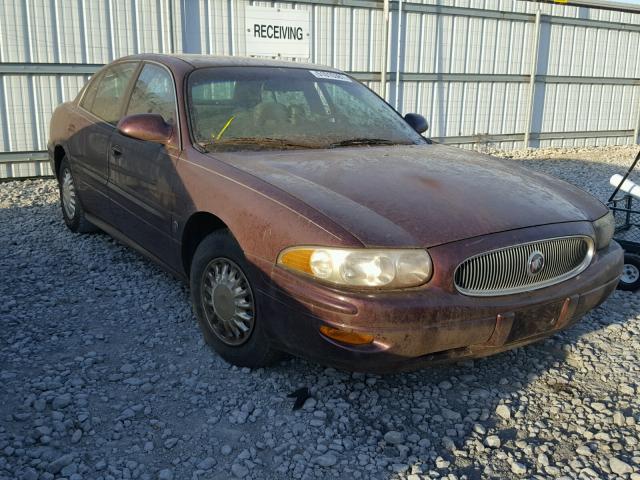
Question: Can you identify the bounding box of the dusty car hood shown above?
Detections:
[210,144,607,247]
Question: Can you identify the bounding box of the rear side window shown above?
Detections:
[79,73,101,110]
[126,64,177,124]
[89,63,138,125]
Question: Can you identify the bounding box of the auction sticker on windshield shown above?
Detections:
[310,70,352,82]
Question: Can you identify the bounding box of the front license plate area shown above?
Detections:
[506,300,564,343]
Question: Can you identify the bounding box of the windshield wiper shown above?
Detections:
[198,137,319,151]
[329,138,396,148]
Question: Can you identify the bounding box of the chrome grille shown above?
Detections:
[454,236,594,296]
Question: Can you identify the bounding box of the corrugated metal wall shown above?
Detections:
[1,0,640,178]
[0,0,182,177]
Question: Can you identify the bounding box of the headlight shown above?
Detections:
[593,211,615,250]
[277,246,433,288]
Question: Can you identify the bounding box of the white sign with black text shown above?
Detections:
[245,6,310,58]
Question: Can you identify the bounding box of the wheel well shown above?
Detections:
[182,212,228,276]
[53,145,66,179]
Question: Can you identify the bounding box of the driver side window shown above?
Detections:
[126,64,177,125]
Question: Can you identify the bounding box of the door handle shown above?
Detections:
[111,145,122,157]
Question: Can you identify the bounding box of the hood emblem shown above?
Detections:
[527,251,545,276]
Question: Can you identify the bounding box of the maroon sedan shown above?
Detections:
[48,54,622,372]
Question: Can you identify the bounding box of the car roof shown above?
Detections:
[118,53,341,72]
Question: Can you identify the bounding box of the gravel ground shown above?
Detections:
[1,145,640,480]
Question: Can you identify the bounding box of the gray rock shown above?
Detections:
[537,453,550,467]
[609,457,633,475]
[164,438,178,449]
[473,423,487,435]
[384,431,405,445]
[391,463,409,473]
[484,435,501,448]
[47,454,74,474]
[510,461,527,475]
[70,429,82,443]
[19,467,38,480]
[120,363,137,374]
[613,411,626,426]
[231,463,249,478]
[619,384,635,395]
[441,408,461,421]
[302,397,317,410]
[52,393,72,410]
[495,404,511,421]
[158,468,173,480]
[441,436,456,451]
[315,453,338,467]
[576,445,592,456]
[196,457,215,470]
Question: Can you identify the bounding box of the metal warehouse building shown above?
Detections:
[1,0,639,178]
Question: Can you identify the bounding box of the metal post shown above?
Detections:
[394,0,403,110]
[523,9,542,148]
[228,0,235,56]
[380,0,390,100]
[107,0,116,60]
[634,87,640,144]
[132,0,141,55]
[167,0,175,53]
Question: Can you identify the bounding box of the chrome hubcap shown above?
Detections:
[61,168,77,219]
[621,263,640,284]
[201,258,255,346]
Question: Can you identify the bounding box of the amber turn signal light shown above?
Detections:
[279,248,314,274]
[319,325,374,345]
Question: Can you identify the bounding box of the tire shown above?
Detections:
[190,230,281,368]
[618,253,640,291]
[58,156,97,233]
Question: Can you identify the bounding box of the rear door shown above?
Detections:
[107,62,181,264]
[71,62,139,219]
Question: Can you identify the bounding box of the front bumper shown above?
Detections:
[252,224,623,373]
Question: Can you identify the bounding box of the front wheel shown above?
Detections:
[190,230,281,368]
[618,253,640,291]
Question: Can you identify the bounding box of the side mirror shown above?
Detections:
[117,114,173,145]
[404,113,429,134]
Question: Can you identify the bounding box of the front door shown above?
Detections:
[107,62,182,268]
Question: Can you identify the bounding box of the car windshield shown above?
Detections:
[187,67,426,151]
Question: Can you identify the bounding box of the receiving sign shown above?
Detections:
[245,6,310,58]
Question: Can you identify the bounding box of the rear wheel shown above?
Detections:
[190,230,281,367]
[58,157,96,233]
[618,253,640,291]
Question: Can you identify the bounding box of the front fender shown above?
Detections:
[174,150,363,264]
